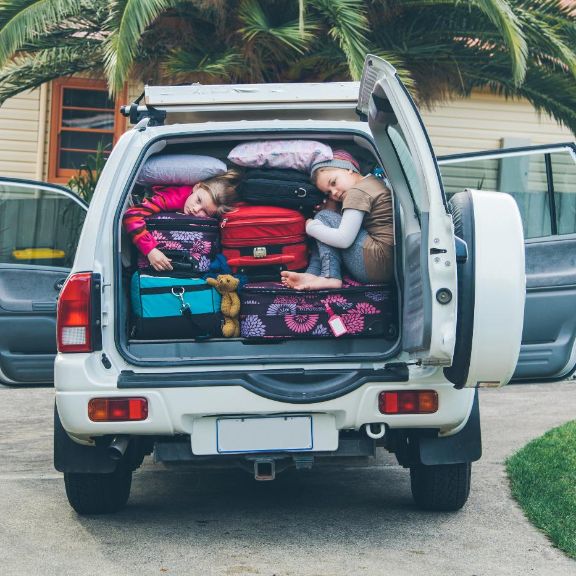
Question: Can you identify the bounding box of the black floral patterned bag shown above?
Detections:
[239,279,398,340]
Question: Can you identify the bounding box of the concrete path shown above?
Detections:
[0,381,574,576]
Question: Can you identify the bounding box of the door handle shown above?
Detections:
[54,278,68,292]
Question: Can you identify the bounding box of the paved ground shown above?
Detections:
[0,381,575,576]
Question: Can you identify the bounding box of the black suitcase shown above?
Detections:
[136,212,220,273]
[237,169,325,213]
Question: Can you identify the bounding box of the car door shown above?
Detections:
[357,54,463,367]
[438,142,576,382]
[0,178,87,385]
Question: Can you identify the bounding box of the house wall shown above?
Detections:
[421,92,574,156]
[0,85,574,181]
[0,89,45,179]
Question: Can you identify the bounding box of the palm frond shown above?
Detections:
[278,44,351,81]
[376,0,528,84]
[469,0,527,84]
[165,48,245,82]
[431,42,576,132]
[514,6,576,77]
[102,0,182,94]
[0,0,85,66]
[238,0,316,55]
[310,0,369,80]
[475,65,576,133]
[0,45,100,104]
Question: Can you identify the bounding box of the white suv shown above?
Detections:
[54,55,529,514]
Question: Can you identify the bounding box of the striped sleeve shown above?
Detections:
[122,185,193,255]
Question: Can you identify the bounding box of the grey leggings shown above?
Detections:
[306,209,370,283]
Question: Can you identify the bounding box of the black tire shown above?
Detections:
[410,462,471,511]
[64,467,132,515]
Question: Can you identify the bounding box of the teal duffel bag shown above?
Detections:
[131,272,222,340]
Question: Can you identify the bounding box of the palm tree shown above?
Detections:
[0,0,574,131]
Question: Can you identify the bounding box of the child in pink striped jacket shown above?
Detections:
[123,171,240,271]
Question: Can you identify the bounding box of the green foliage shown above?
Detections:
[67,142,109,204]
[0,0,575,131]
[506,420,576,558]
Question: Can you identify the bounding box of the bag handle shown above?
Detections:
[162,250,198,272]
[227,254,295,267]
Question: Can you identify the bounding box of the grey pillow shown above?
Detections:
[136,154,227,185]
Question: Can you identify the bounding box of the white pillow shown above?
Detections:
[228,140,333,172]
[136,154,227,185]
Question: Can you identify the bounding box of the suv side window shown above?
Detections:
[553,152,576,235]
[438,147,576,240]
[0,181,86,268]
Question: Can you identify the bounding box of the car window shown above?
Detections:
[0,181,86,268]
[552,152,576,235]
[387,125,422,213]
[439,148,576,240]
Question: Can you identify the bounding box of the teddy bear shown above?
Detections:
[206,274,241,337]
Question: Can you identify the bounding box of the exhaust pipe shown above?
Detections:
[254,458,276,481]
[108,435,130,461]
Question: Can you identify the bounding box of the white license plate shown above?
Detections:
[216,415,313,453]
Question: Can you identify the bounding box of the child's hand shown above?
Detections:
[315,197,340,212]
[313,198,327,214]
[147,248,172,271]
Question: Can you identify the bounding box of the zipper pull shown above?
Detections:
[220,218,227,229]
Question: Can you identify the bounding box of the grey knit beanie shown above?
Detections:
[310,149,361,176]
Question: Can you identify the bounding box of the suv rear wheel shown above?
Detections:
[64,467,132,515]
[410,462,471,511]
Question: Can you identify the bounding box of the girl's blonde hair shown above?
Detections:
[197,169,241,215]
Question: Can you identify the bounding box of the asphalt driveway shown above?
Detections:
[0,380,574,576]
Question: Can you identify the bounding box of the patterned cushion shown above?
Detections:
[228,140,332,173]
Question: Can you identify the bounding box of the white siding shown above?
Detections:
[127,80,143,106]
[421,92,575,156]
[0,90,41,179]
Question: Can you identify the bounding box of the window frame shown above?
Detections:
[48,77,126,184]
[0,176,88,269]
[438,142,576,240]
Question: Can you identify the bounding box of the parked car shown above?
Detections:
[0,178,86,385]
[438,142,576,382]
[53,55,575,516]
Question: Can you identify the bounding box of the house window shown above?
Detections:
[49,78,126,183]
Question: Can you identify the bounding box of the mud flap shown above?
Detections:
[419,389,482,465]
[54,404,118,473]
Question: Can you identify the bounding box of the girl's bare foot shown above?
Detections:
[281,271,317,289]
[280,271,342,291]
[301,276,342,290]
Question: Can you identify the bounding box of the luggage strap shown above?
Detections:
[171,287,212,340]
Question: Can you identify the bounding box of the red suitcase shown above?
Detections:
[220,205,308,273]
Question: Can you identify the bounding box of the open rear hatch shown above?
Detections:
[117,55,458,373]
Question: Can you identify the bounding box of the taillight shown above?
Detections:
[379,390,438,414]
[88,398,148,422]
[57,272,95,353]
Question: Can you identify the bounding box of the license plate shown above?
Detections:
[216,415,313,453]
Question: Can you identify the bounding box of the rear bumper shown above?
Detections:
[55,358,476,441]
